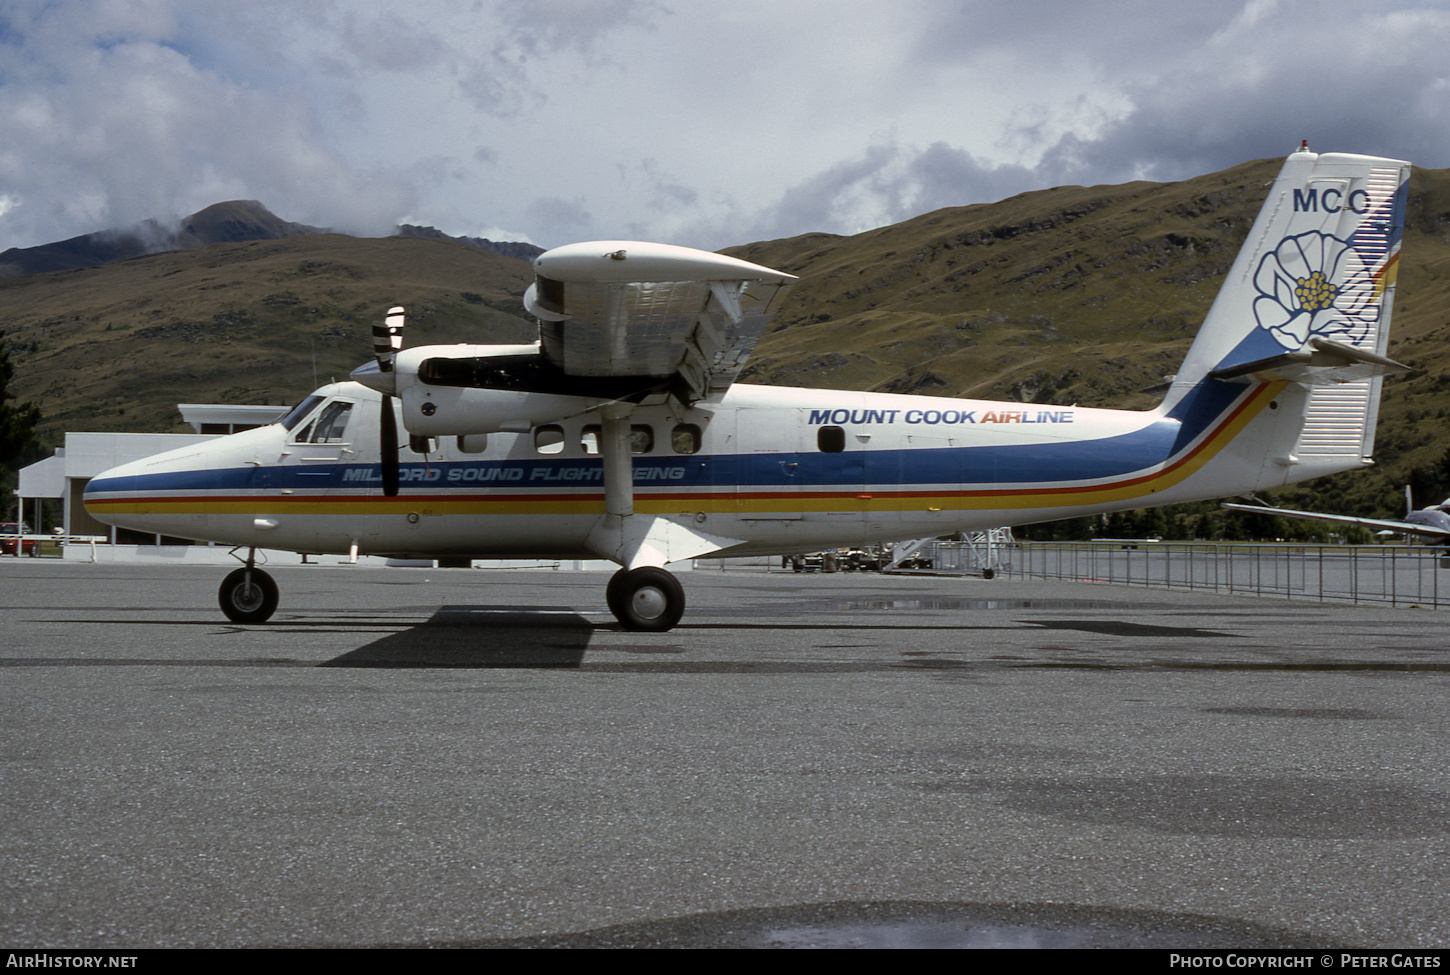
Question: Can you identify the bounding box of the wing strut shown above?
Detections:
[600,404,635,518]
[584,402,743,569]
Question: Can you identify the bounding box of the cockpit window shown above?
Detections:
[278,394,325,431]
[302,401,354,443]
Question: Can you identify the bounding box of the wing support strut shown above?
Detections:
[584,401,742,569]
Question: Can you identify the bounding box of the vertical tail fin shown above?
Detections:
[1172,144,1410,388]
[1163,145,1411,482]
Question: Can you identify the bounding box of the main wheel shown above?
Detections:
[608,567,685,632]
[605,568,629,621]
[218,567,279,623]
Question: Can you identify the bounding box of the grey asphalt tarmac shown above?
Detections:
[2,560,1447,948]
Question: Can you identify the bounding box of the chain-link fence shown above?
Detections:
[1001,541,1450,608]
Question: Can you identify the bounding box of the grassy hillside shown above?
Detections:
[0,234,534,435]
[729,162,1271,405]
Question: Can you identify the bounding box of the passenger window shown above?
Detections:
[579,424,654,454]
[672,424,702,454]
[534,425,566,454]
[818,426,845,453]
[457,434,488,454]
[630,425,654,455]
[306,402,353,443]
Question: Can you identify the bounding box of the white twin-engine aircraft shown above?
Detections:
[85,145,1411,631]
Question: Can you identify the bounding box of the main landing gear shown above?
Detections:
[212,555,683,631]
[606,566,685,632]
[218,552,278,624]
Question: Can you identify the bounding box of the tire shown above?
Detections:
[218,567,279,623]
[606,567,629,620]
[609,566,685,632]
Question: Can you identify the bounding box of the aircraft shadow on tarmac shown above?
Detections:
[321,606,593,668]
[317,606,1241,669]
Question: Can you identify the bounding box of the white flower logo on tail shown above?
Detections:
[1252,231,1378,349]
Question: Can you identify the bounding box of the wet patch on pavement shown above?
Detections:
[928,776,1450,839]
[1017,619,1231,638]
[431,900,1323,949]
[1202,707,1388,720]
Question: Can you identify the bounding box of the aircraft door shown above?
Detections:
[806,418,867,531]
[862,422,899,538]
[870,421,963,539]
[699,409,743,522]
[738,408,805,521]
[289,398,356,476]
[282,397,361,548]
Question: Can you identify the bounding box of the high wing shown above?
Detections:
[523,241,797,403]
[345,241,800,619]
[1221,502,1450,541]
[519,242,798,584]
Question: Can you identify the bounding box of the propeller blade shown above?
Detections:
[380,394,400,497]
[373,306,406,371]
[1406,485,1414,517]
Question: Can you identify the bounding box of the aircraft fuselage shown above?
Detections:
[84,375,1299,561]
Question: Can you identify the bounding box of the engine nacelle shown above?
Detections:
[386,345,578,436]
[354,341,671,437]
[386,344,661,437]
[398,382,598,437]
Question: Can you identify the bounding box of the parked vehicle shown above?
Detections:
[1,522,37,556]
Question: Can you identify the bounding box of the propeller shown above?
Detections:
[373,306,406,497]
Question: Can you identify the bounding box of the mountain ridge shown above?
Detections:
[0,200,542,277]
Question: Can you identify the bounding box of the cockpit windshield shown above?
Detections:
[278,394,326,431]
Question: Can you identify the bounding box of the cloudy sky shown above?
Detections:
[1,0,1448,254]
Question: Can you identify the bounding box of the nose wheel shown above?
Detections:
[606,567,685,632]
[218,567,279,623]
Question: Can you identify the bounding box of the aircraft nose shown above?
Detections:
[82,445,212,534]
[83,458,142,527]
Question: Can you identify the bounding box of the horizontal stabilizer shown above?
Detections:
[1208,336,1410,386]
[1221,502,1450,540]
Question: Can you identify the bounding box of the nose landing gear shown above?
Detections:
[218,550,278,623]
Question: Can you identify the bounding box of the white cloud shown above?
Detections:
[0,0,1447,254]
[0,1,417,247]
